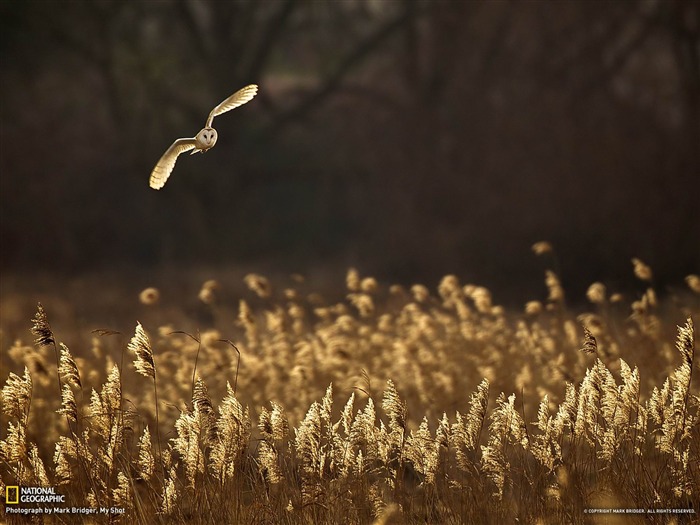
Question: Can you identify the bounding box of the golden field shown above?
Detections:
[1,258,699,524]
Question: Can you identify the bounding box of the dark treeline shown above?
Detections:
[1,0,698,301]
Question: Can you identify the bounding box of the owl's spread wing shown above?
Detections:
[205,84,258,128]
[149,138,197,190]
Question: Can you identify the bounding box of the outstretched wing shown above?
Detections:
[149,138,197,190]
[206,84,258,128]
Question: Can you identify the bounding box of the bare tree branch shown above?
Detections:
[264,6,424,135]
[245,0,297,82]
[573,9,657,100]
[175,0,210,58]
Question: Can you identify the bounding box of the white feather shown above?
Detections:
[149,139,196,190]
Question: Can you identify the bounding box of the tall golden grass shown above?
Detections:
[1,260,699,524]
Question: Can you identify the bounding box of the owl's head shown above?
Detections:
[195,127,218,150]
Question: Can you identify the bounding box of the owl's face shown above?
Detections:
[195,127,218,150]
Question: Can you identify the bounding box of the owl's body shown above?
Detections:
[149,84,258,190]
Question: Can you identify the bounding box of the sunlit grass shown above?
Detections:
[1,256,699,524]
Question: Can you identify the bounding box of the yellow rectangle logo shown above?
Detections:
[6,486,19,504]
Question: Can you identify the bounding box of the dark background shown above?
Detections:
[1,0,698,303]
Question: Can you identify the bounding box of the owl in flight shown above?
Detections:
[149,84,258,189]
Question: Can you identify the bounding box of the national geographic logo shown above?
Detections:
[4,486,65,504]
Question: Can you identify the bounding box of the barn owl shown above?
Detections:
[149,84,258,190]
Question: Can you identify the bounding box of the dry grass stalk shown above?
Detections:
[128,322,155,379]
[30,303,54,347]
[58,343,82,389]
[138,426,155,481]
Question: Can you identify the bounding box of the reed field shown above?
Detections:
[1,253,699,524]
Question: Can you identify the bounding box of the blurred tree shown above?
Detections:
[0,0,697,296]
